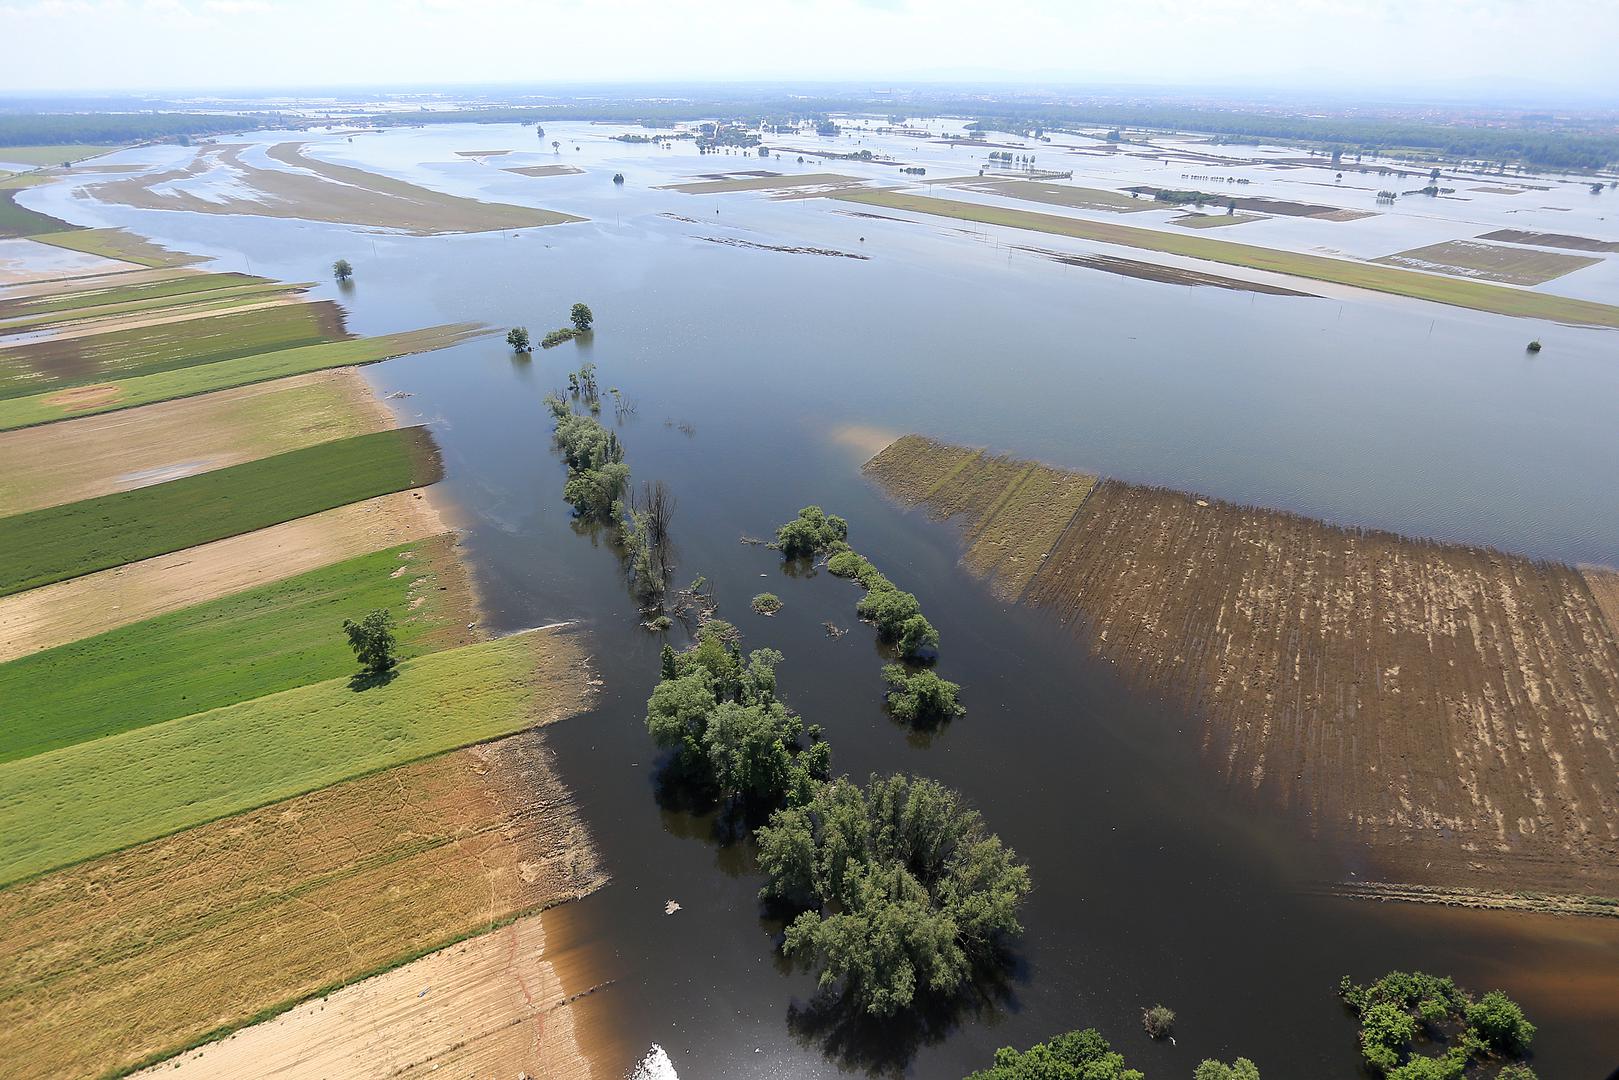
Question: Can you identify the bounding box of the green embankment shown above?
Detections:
[0,426,442,596]
[0,629,569,886]
[0,540,468,764]
[0,145,120,167]
[0,324,486,431]
[0,301,348,400]
[0,188,75,239]
[832,189,1619,329]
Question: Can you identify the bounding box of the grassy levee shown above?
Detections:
[0,281,298,333]
[0,324,486,430]
[0,300,348,400]
[0,627,584,887]
[27,227,198,267]
[832,189,1619,328]
[0,538,476,763]
[0,272,268,319]
[0,188,75,239]
[0,426,441,596]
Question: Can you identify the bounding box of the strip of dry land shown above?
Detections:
[0,489,449,660]
[0,368,393,514]
[828,189,1619,328]
[865,435,1619,906]
[1479,229,1619,254]
[660,171,866,195]
[0,726,604,1080]
[1374,239,1600,285]
[87,143,582,235]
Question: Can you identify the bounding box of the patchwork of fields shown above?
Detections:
[865,435,1619,906]
[0,214,606,1079]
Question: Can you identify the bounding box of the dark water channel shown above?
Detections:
[28,127,1619,1078]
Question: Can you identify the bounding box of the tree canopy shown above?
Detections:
[342,609,397,675]
[964,1027,1142,1080]
[775,505,848,557]
[1341,971,1537,1077]
[757,772,1030,1017]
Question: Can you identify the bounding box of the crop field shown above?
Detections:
[0,144,119,166]
[0,490,451,661]
[865,433,1095,599]
[0,536,479,762]
[1480,229,1619,253]
[88,143,582,234]
[1171,211,1268,228]
[0,299,347,399]
[971,179,1157,213]
[0,279,298,335]
[0,625,592,886]
[138,907,612,1080]
[1375,239,1601,285]
[0,425,442,596]
[830,188,1619,328]
[0,729,604,1079]
[866,436,1619,901]
[28,226,201,267]
[0,323,486,430]
[0,368,393,514]
[662,171,866,194]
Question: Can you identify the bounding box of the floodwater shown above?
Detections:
[20,121,1619,1078]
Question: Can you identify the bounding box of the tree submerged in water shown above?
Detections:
[965,1028,1143,1080]
[506,326,531,352]
[1340,970,1537,1078]
[332,258,353,282]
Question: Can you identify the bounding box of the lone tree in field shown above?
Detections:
[343,609,398,676]
[506,326,532,352]
[570,303,594,332]
[332,258,353,282]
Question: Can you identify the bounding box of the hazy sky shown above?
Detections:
[2,0,1616,100]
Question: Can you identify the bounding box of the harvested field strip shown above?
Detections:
[0,368,394,515]
[28,227,200,267]
[0,271,266,319]
[865,434,1094,600]
[660,172,864,194]
[0,426,442,596]
[87,143,582,235]
[1480,229,1619,254]
[830,189,1619,328]
[974,179,1155,213]
[0,323,486,430]
[0,490,449,661]
[0,280,298,334]
[1019,246,1316,296]
[0,299,348,400]
[0,537,479,763]
[0,625,591,886]
[0,730,604,1080]
[866,436,1619,899]
[1374,239,1600,285]
[134,906,612,1080]
[505,163,585,177]
[1171,212,1268,228]
[1585,569,1619,641]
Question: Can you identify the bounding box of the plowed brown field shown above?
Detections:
[0,730,605,1079]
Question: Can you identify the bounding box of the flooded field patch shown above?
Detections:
[1374,239,1600,285]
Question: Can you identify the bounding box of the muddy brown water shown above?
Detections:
[20,121,1619,1078]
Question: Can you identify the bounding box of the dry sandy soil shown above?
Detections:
[0,729,606,1080]
[0,489,449,660]
[0,368,393,514]
[88,144,580,235]
[1480,229,1619,254]
[660,172,866,195]
[866,437,1619,903]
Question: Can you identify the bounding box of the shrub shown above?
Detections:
[1194,1060,1261,1080]
[826,549,868,579]
[775,505,848,557]
[1465,990,1535,1055]
[967,1029,1142,1080]
[882,664,963,724]
[751,592,782,615]
[541,327,579,348]
[856,587,921,634]
[1141,1004,1175,1040]
[896,614,939,659]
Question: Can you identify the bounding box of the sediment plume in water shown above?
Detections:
[863,434,1619,909]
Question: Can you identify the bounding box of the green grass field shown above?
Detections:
[0,300,348,400]
[0,145,120,167]
[28,227,199,267]
[832,189,1619,329]
[0,628,576,886]
[0,283,303,335]
[0,426,441,596]
[0,188,75,239]
[0,324,487,431]
[0,271,274,320]
[0,539,469,763]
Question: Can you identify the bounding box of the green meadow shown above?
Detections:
[0,539,468,763]
[0,426,441,596]
[0,629,570,886]
[0,324,486,430]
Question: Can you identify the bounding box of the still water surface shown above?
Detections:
[22,123,1619,1078]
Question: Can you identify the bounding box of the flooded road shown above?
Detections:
[21,121,1619,1077]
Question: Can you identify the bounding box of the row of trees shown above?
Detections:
[508,302,594,354]
[644,627,1030,1019]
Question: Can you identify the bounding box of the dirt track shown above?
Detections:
[866,437,1619,900]
[1,730,605,1080]
[0,489,449,660]
[0,368,393,514]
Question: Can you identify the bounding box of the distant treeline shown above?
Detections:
[0,113,264,148]
[962,105,1619,171]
